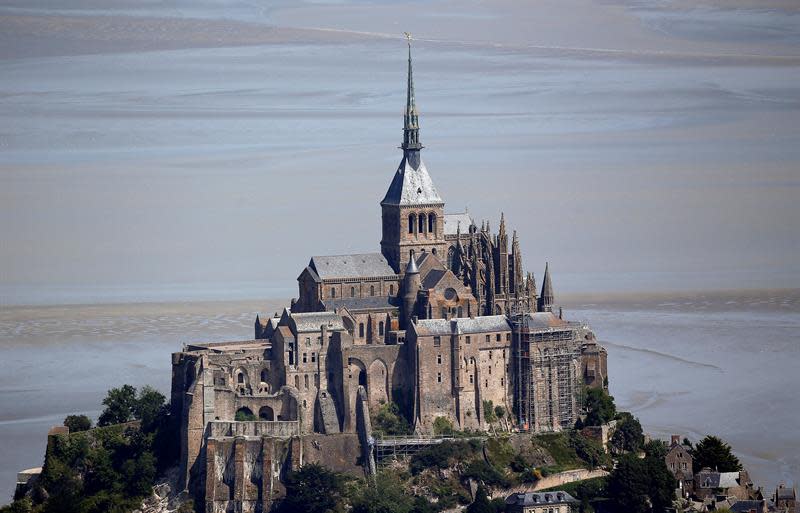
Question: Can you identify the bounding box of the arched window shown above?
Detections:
[304,374,309,390]
[370,285,375,296]
[359,323,365,338]
[260,369,268,383]
[331,287,336,298]
[237,372,245,384]
[350,286,355,297]
[432,248,437,255]
[408,213,416,234]
[428,213,436,233]
[447,246,455,268]
[379,321,384,336]
[418,213,425,233]
[389,284,394,295]
[294,375,299,388]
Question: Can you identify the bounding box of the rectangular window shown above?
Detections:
[506,333,511,342]
[500,378,504,386]
[496,333,501,342]
[433,336,441,347]
[302,353,307,363]
[305,337,311,346]
[485,380,488,388]
[311,352,316,363]
[469,374,474,384]
[465,336,471,344]
[437,354,442,365]
[437,372,442,383]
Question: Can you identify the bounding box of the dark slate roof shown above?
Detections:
[309,253,396,280]
[322,296,400,312]
[505,491,578,506]
[696,469,740,489]
[730,500,765,512]
[415,315,511,337]
[777,486,796,500]
[443,212,474,235]
[381,154,443,206]
[422,268,447,290]
[289,312,345,333]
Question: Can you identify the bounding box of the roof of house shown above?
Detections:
[696,469,741,489]
[308,253,396,280]
[414,315,511,337]
[381,154,443,206]
[289,312,345,333]
[443,212,474,235]
[777,485,797,500]
[322,296,400,312]
[730,500,765,512]
[505,491,578,506]
[521,312,570,330]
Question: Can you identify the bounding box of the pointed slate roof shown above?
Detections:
[381,155,443,206]
[540,262,554,300]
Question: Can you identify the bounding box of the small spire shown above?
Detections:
[499,212,506,234]
[539,262,554,312]
[402,33,422,151]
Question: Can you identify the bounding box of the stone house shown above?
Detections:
[665,434,694,496]
[505,491,579,513]
[694,468,754,501]
[774,484,797,513]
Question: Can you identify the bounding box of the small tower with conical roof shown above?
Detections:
[538,262,555,312]
[402,255,421,328]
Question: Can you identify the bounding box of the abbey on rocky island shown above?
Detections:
[170,41,608,513]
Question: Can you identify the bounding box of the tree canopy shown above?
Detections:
[63,415,92,433]
[584,388,616,426]
[610,412,644,454]
[277,463,349,513]
[692,435,742,473]
[607,452,676,513]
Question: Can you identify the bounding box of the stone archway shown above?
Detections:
[367,359,389,406]
[259,406,274,421]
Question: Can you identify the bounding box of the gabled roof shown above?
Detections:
[521,312,569,330]
[381,154,443,206]
[309,253,396,280]
[444,212,474,235]
[505,491,578,506]
[730,500,765,512]
[322,296,400,312]
[289,311,345,333]
[414,315,511,337]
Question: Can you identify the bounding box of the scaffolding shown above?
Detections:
[512,314,580,432]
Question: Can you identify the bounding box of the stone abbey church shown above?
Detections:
[170,43,608,512]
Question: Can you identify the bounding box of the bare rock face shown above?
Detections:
[132,469,192,513]
[508,434,556,468]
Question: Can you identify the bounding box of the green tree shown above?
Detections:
[482,401,497,424]
[352,472,414,513]
[569,431,611,469]
[584,388,616,426]
[134,386,167,430]
[610,413,644,454]
[692,435,742,473]
[98,385,138,426]
[643,440,668,460]
[372,402,412,437]
[494,405,505,420]
[63,414,92,433]
[277,464,348,513]
[607,452,675,513]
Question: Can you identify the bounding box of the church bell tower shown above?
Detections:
[380,36,447,273]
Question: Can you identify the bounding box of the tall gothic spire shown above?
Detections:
[402,33,422,151]
[539,262,554,312]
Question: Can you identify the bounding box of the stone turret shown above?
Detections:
[402,256,421,328]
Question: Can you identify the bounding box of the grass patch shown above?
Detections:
[531,433,586,470]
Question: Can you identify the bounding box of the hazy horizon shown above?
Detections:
[1,0,799,307]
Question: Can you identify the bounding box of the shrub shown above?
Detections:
[432,416,454,436]
[584,388,616,427]
[373,402,412,437]
[462,460,510,488]
[482,401,496,424]
[410,440,476,475]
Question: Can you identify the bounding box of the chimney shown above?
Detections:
[671,434,681,446]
